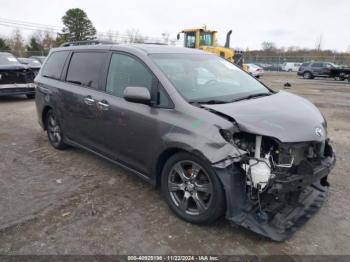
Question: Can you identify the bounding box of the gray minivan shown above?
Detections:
[35,43,335,241]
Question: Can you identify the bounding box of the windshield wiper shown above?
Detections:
[231,92,271,102]
[190,99,229,105]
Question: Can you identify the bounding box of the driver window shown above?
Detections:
[106,53,153,97]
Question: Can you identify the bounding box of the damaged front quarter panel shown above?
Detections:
[160,99,335,241]
[162,115,246,167]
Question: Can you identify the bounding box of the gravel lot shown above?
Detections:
[0,72,349,255]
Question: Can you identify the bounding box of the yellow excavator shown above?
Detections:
[177,26,247,71]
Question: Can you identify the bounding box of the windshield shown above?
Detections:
[0,53,20,65]
[200,32,213,46]
[151,54,270,103]
[328,63,339,68]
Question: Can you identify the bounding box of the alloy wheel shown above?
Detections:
[168,160,213,216]
[47,113,62,145]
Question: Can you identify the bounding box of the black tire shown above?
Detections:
[303,71,313,79]
[26,94,35,99]
[288,69,292,72]
[334,76,344,81]
[45,110,67,150]
[161,152,225,224]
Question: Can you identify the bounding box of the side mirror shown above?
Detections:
[177,33,180,40]
[123,86,151,105]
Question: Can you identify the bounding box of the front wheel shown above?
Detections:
[161,152,225,224]
[334,76,345,81]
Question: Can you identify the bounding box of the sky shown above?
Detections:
[0,0,349,52]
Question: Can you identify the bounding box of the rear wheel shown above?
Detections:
[46,110,67,150]
[161,152,225,224]
[303,71,313,79]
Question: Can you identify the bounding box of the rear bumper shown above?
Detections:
[215,144,336,241]
[0,83,36,96]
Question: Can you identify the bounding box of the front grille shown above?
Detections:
[0,69,35,85]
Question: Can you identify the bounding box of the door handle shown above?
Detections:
[83,96,95,105]
[38,85,51,94]
[97,100,110,111]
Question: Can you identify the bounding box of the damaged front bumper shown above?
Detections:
[215,143,336,241]
[0,83,36,96]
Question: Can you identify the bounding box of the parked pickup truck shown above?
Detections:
[329,67,350,82]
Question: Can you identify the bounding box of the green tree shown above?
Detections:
[60,8,96,42]
[0,37,10,50]
[26,36,44,52]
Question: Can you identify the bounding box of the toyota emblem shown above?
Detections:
[315,127,323,137]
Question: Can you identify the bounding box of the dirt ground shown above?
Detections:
[0,72,349,255]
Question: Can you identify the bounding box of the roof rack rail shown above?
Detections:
[60,40,116,47]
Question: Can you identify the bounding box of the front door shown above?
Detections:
[93,52,169,175]
[311,62,323,76]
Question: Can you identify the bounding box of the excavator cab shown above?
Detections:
[178,27,248,71]
[178,27,217,49]
[177,26,242,67]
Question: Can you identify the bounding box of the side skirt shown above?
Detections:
[64,137,155,185]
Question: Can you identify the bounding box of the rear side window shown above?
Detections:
[66,52,106,89]
[106,53,154,97]
[312,62,323,67]
[301,63,310,67]
[41,51,69,80]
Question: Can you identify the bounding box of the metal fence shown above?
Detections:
[243,55,350,71]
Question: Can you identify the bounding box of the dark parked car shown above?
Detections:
[17,57,42,75]
[0,52,36,98]
[35,43,335,241]
[297,61,339,79]
[29,55,47,64]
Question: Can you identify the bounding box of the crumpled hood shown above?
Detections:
[0,64,29,71]
[203,91,326,142]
